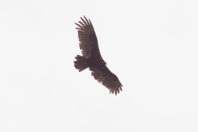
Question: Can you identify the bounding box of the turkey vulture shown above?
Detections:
[74,16,123,95]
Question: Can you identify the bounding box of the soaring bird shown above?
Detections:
[74,16,123,95]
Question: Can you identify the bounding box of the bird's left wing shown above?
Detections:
[90,66,123,95]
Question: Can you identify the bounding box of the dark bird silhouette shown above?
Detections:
[74,16,123,95]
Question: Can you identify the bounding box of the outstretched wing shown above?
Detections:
[75,16,101,59]
[90,66,122,95]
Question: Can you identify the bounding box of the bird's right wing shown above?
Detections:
[75,16,99,59]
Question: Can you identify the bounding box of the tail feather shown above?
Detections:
[74,55,88,72]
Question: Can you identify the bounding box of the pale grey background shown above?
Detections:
[0,0,198,132]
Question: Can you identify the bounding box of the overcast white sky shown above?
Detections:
[0,0,198,132]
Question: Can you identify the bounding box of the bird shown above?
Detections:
[74,16,123,95]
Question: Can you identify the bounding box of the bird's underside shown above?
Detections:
[74,16,123,95]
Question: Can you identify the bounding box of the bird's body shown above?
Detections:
[74,16,122,95]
